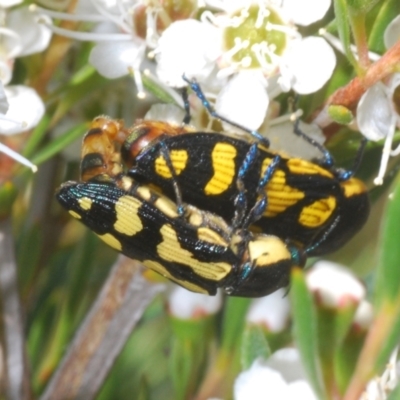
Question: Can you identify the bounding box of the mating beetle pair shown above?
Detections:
[57,80,369,297]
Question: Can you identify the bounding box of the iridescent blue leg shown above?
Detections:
[293,118,334,167]
[231,144,259,230]
[293,119,368,181]
[242,155,281,229]
[182,75,270,147]
[334,137,368,181]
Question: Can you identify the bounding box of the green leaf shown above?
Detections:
[23,114,51,158]
[374,179,400,307]
[346,0,380,13]
[30,122,89,166]
[334,333,365,394]
[374,310,400,373]
[241,325,271,370]
[0,182,18,218]
[368,0,400,52]
[49,68,111,124]
[221,297,251,352]
[142,73,182,105]
[290,268,327,400]
[333,0,358,68]
[169,337,206,400]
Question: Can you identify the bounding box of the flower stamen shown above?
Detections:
[36,19,131,42]
[29,5,106,22]
[0,143,37,172]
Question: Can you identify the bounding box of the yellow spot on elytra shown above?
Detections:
[78,197,92,210]
[142,260,209,294]
[157,224,231,281]
[97,233,122,251]
[299,196,336,227]
[204,143,237,195]
[68,210,81,220]
[136,185,152,201]
[154,197,179,218]
[248,235,291,268]
[155,150,188,178]
[114,195,143,235]
[341,178,366,198]
[197,227,229,246]
[261,158,305,217]
[119,176,134,191]
[287,158,333,178]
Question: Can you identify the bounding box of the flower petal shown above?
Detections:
[89,39,145,79]
[246,289,290,332]
[8,7,52,56]
[0,0,22,7]
[282,0,331,26]
[356,82,395,141]
[265,348,308,383]
[215,70,269,131]
[168,286,222,319]
[156,19,221,87]
[0,82,9,114]
[384,15,400,50]
[0,57,13,85]
[234,360,288,400]
[306,261,365,308]
[1,86,44,135]
[287,380,318,400]
[353,300,374,330]
[281,37,336,94]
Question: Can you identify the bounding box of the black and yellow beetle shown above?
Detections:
[57,116,307,297]
[115,122,370,257]
[57,173,306,297]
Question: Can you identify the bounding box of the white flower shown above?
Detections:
[246,288,290,332]
[234,350,317,400]
[0,0,22,9]
[168,286,222,319]
[157,0,335,131]
[0,6,52,84]
[0,5,50,172]
[34,0,199,96]
[306,261,365,308]
[357,75,400,185]
[356,16,400,185]
[353,300,374,331]
[278,36,336,95]
[280,0,331,26]
[215,70,269,131]
[2,86,45,135]
[156,19,222,88]
[0,83,37,171]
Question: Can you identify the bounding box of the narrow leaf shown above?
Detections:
[374,179,400,308]
[241,325,271,370]
[290,268,327,400]
[31,122,89,166]
[333,0,359,68]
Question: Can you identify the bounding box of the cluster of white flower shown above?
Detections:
[0,1,51,171]
[34,0,336,158]
[357,13,400,185]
